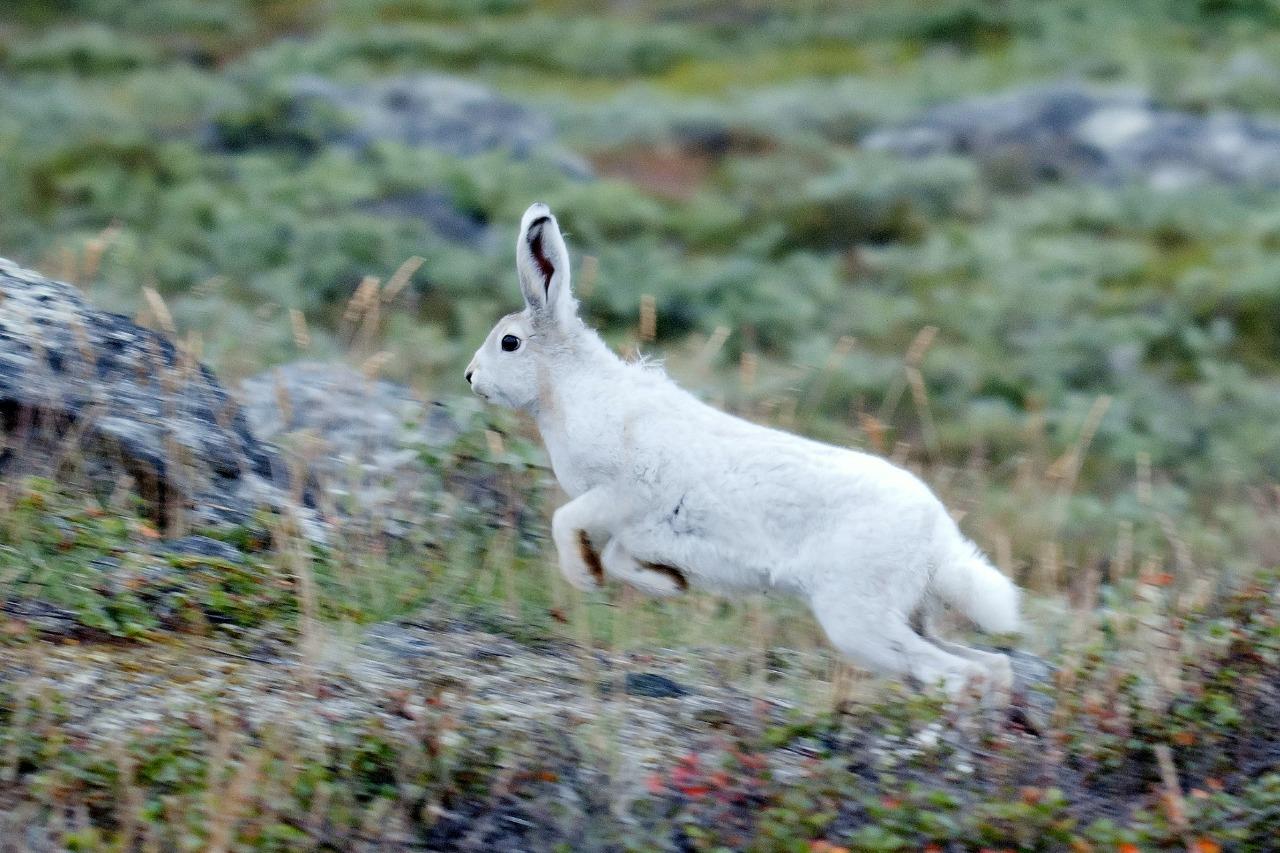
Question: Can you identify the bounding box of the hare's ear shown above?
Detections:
[516,202,574,323]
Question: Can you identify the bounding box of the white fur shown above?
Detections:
[467,203,1021,699]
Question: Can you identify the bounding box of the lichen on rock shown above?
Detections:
[0,258,306,533]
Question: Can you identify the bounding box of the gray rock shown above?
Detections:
[355,189,492,248]
[0,597,105,641]
[1008,648,1056,725]
[238,362,460,538]
[625,672,690,699]
[158,534,246,564]
[0,259,306,533]
[207,74,589,247]
[865,81,1280,189]
[290,74,592,178]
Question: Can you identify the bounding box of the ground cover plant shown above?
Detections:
[2,0,1280,848]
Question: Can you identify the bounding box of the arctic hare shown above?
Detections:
[466,203,1020,699]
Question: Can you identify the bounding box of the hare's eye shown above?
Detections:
[500,334,521,352]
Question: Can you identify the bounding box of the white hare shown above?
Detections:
[466,202,1020,698]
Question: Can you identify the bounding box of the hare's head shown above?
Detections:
[466,202,578,410]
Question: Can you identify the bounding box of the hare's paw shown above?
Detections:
[549,491,623,593]
[553,527,605,592]
[602,540,687,597]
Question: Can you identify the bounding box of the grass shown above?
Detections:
[2,550,1279,849]
[2,0,1280,848]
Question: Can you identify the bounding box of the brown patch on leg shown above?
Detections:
[576,530,604,587]
[639,561,689,592]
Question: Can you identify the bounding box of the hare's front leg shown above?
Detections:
[550,489,621,592]
[601,540,687,597]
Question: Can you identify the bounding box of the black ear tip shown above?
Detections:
[526,217,556,293]
[526,214,551,236]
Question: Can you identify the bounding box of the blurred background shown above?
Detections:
[4,2,1280,847]
[6,0,1280,644]
[5,0,1280,588]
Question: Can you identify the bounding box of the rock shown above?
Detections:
[0,597,107,641]
[1007,648,1056,725]
[237,362,460,538]
[157,534,246,564]
[0,259,307,534]
[355,189,493,248]
[289,74,592,178]
[207,74,590,246]
[864,81,1280,189]
[625,672,690,699]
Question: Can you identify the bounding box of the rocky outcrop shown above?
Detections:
[288,74,590,177]
[209,73,589,247]
[238,362,460,538]
[0,258,298,531]
[865,82,1280,189]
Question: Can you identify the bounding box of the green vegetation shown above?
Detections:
[2,562,1278,849]
[3,0,1280,849]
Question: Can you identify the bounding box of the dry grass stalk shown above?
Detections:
[341,275,383,352]
[577,254,599,299]
[180,330,203,373]
[1049,395,1112,501]
[80,236,109,285]
[1,649,39,783]
[987,529,1012,577]
[638,293,656,342]
[1157,510,1194,581]
[774,393,798,429]
[272,368,294,429]
[904,365,940,460]
[55,245,76,283]
[381,255,424,303]
[857,411,887,453]
[289,308,311,349]
[68,313,96,370]
[1039,539,1062,593]
[108,741,144,848]
[291,533,322,696]
[342,275,380,326]
[356,293,383,354]
[800,334,856,418]
[696,325,730,372]
[270,451,322,694]
[485,526,520,617]
[877,325,938,426]
[1116,519,1134,581]
[1044,395,1113,568]
[1076,560,1101,613]
[738,351,757,395]
[890,439,911,466]
[750,594,772,695]
[141,286,177,337]
[360,350,393,379]
[1136,450,1153,504]
[206,744,265,853]
[1153,743,1197,853]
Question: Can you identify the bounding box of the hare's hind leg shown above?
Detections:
[810,593,984,698]
[915,606,1014,700]
[601,540,687,597]
[923,635,1013,700]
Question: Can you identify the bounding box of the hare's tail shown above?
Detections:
[930,538,1020,634]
